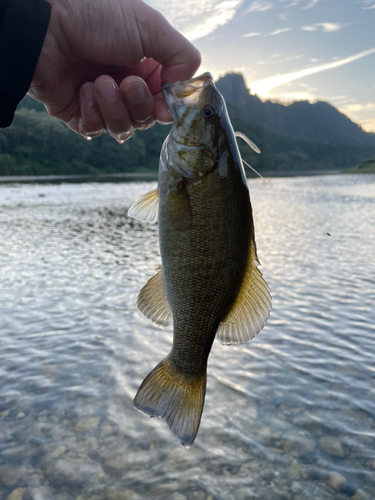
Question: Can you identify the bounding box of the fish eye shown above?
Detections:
[202,104,217,120]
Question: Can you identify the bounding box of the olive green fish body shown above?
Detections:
[129,73,271,447]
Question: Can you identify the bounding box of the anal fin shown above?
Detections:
[217,238,271,345]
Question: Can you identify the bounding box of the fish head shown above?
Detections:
[162,73,234,178]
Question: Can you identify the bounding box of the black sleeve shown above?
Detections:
[0,0,51,128]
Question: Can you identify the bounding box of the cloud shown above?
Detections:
[302,25,316,31]
[302,23,343,32]
[342,103,375,112]
[268,27,292,35]
[280,91,316,101]
[318,23,343,32]
[246,0,274,12]
[303,0,319,9]
[362,0,375,9]
[359,118,375,132]
[285,54,305,61]
[278,0,300,5]
[242,32,262,37]
[147,0,244,40]
[250,47,375,94]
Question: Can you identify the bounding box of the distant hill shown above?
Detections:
[356,158,375,173]
[215,73,375,173]
[1,74,375,177]
[216,73,375,147]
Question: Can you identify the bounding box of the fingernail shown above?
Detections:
[96,79,117,103]
[82,85,94,106]
[116,132,131,144]
[78,119,104,139]
[125,84,145,104]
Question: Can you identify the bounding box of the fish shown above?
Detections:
[128,72,271,447]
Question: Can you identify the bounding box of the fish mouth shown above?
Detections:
[162,72,214,110]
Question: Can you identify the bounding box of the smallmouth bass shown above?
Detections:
[128,72,271,447]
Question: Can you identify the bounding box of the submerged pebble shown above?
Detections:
[51,446,66,458]
[282,433,316,457]
[74,417,100,433]
[286,460,304,480]
[7,489,28,500]
[0,466,21,487]
[319,436,346,458]
[44,454,105,486]
[107,488,142,500]
[328,472,346,490]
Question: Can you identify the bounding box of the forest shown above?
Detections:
[1,73,375,177]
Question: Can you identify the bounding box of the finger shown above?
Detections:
[93,75,134,141]
[154,92,172,124]
[120,76,156,130]
[134,3,201,83]
[78,83,106,138]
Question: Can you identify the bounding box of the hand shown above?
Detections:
[28,0,201,141]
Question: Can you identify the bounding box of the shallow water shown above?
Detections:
[0,175,374,500]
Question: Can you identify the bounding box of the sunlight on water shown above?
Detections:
[0,175,374,500]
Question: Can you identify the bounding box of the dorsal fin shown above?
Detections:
[128,189,159,222]
[216,237,271,345]
[137,267,172,328]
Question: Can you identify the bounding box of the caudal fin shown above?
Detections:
[133,357,206,447]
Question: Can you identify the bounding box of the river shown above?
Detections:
[0,174,374,500]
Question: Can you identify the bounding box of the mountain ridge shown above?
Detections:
[215,72,375,147]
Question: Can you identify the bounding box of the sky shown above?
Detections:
[146,0,375,132]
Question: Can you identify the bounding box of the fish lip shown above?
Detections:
[162,72,214,95]
[162,72,214,113]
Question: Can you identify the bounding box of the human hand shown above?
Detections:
[28,0,201,142]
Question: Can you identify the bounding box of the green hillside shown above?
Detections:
[355,159,375,173]
[1,74,375,177]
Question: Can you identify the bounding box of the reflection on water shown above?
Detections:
[0,175,374,500]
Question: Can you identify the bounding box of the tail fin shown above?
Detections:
[133,357,206,447]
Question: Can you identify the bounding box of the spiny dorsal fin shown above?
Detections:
[128,189,159,222]
[216,238,271,345]
[137,267,172,328]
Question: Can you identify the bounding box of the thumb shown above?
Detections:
[134,2,201,83]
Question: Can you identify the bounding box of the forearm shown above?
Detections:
[0,0,51,128]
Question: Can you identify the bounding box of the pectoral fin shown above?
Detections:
[137,267,172,328]
[128,189,159,222]
[217,238,271,345]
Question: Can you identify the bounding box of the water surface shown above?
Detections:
[0,175,374,500]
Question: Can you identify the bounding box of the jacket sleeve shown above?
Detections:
[0,0,51,128]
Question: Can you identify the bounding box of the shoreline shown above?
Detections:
[1,168,374,184]
[0,169,352,183]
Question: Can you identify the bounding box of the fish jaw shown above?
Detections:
[161,73,229,179]
[162,72,214,118]
[161,73,217,146]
